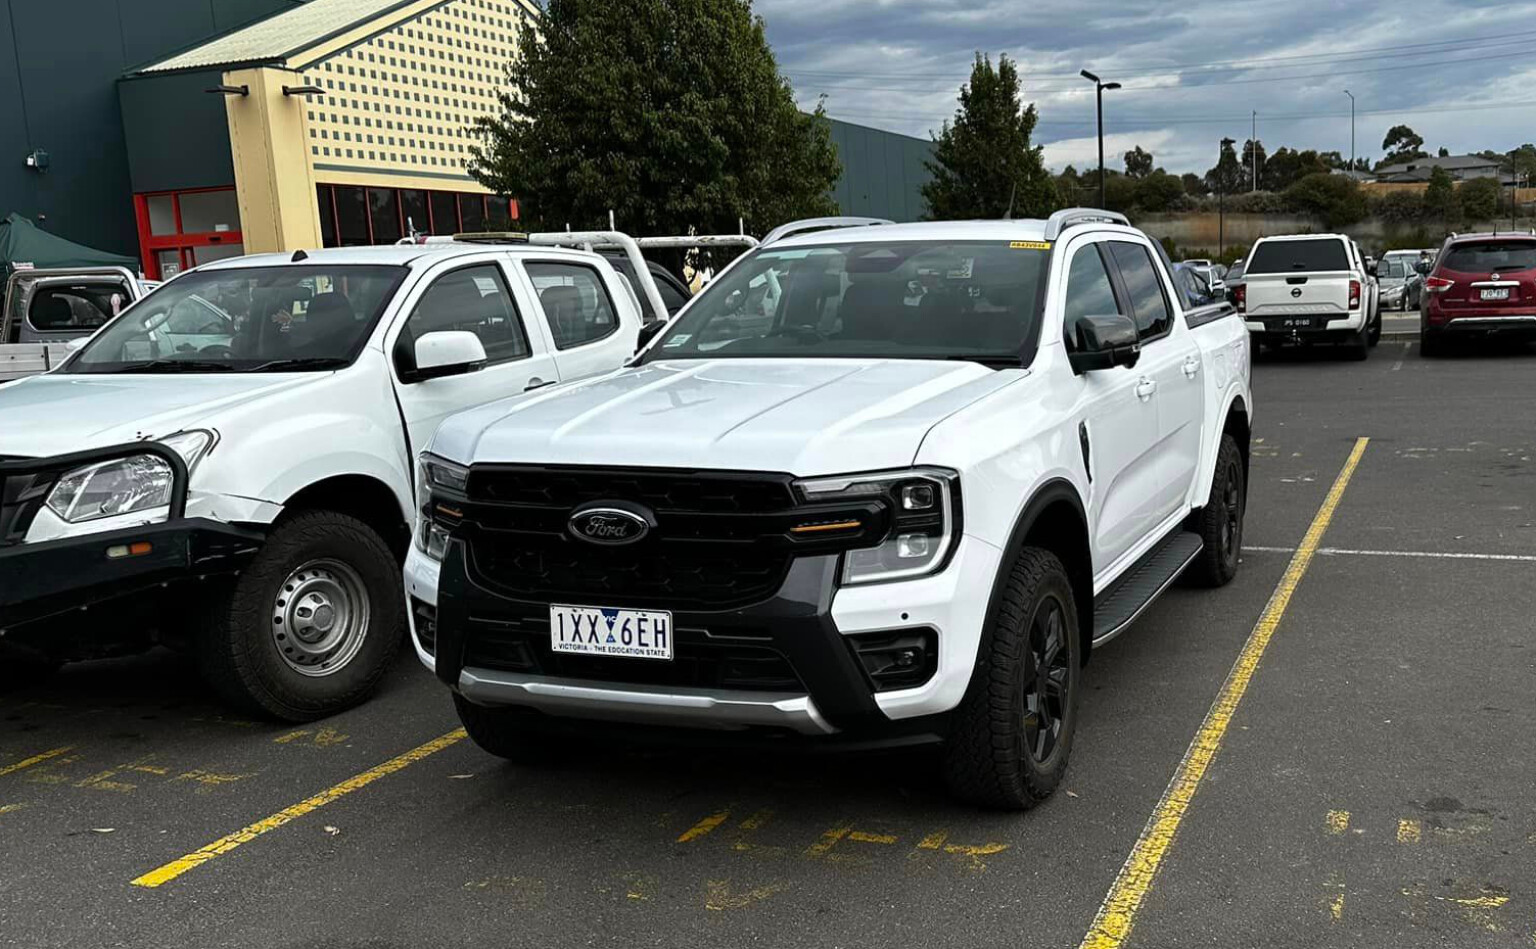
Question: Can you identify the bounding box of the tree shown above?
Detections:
[1133,170,1187,212]
[923,53,1055,219]
[1381,125,1426,165]
[1240,139,1266,189]
[1507,144,1536,182]
[1181,172,1209,197]
[1422,166,1458,220]
[1458,177,1500,221]
[469,0,840,241]
[1205,139,1243,195]
[1373,189,1424,224]
[1437,146,1451,158]
[1262,147,1299,192]
[1283,173,1367,228]
[1124,146,1153,179]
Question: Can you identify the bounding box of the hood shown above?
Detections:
[0,373,329,457]
[432,358,1023,476]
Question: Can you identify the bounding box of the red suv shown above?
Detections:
[1419,233,1536,356]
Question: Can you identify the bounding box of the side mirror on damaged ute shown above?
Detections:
[410,330,487,382]
[1067,312,1141,374]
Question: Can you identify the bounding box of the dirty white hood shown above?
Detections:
[431,358,1024,476]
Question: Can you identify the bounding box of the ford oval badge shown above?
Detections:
[569,506,651,545]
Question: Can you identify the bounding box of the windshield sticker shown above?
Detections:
[946,258,974,279]
[663,333,691,347]
[1010,241,1052,251]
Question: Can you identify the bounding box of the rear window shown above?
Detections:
[1246,239,1350,274]
[1441,241,1536,274]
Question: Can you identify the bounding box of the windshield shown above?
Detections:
[1376,257,1408,280]
[645,240,1050,365]
[1246,238,1351,274]
[61,264,407,374]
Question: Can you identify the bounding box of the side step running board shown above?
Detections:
[1091,531,1204,645]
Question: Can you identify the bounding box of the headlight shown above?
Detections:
[45,430,213,524]
[415,453,468,561]
[795,467,960,585]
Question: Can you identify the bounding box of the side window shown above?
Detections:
[396,264,530,373]
[655,274,689,314]
[28,287,120,332]
[1062,244,1122,347]
[525,262,620,349]
[1107,242,1174,340]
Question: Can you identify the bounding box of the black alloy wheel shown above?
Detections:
[1022,595,1072,763]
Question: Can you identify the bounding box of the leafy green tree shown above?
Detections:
[922,53,1055,219]
[1422,166,1458,220]
[1123,146,1153,178]
[1181,172,1209,197]
[1102,172,1138,214]
[1205,140,1243,195]
[1133,170,1187,212]
[469,0,840,239]
[1381,125,1427,165]
[1437,146,1451,158]
[1240,139,1266,189]
[1506,144,1536,182]
[1372,189,1424,224]
[1283,173,1366,228]
[1458,177,1500,220]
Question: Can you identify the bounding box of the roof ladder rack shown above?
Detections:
[1043,208,1131,241]
[761,216,894,245]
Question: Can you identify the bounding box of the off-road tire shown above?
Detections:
[1186,434,1246,588]
[196,510,402,722]
[1367,310,1382,347]
[942,548,1081,810]
[454,694,569,765]
[1345,327,1370,360]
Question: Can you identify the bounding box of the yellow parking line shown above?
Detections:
[131,728,466,889]
[1080,437,1369,949]
[0,746,72,778]
[677,810,730,843]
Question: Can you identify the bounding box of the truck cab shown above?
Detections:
[1,267,146,380]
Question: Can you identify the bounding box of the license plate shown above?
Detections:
[549,605,673,660]
[1271,317,1319,330]
[1480,288,1511,301]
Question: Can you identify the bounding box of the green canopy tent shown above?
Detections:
[0,212,138,281]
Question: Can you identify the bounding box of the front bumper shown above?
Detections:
[406,533,1000,744]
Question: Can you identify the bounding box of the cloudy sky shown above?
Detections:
[756,0,1536,176]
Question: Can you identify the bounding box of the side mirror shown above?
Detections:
[410,331,486,382]
[1414,260,1431,275]
[634,319,667,353]
[1067,313,1141,374]
[1366,261,1378,278]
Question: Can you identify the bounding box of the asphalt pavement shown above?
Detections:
[2,333,1533,949]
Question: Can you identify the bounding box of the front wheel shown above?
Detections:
[1367,310,1382,347]
[196,510,403,721]
[1186,434,1246,587]
[943,549,1081,810]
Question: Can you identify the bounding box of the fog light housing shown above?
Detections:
[847,628,938,691]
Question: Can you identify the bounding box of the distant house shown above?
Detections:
[1374,154,1510,184]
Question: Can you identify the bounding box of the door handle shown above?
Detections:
[1182,356,1201,378]
[524,377,553,392]
[1135,378,1157,401]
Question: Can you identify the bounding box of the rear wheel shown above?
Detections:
[1345,328,1370,361]
[454,694,569,765]
[196,510,402,721]
[1420,328,1445,358]
[1367,310,1382,347]
[1186,434,1245,588]
[943,549,1081,810]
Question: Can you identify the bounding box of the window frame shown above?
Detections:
[1103,239,1176,344]
[521,259,623,351]
[392,260,533,382]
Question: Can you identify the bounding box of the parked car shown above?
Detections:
[1172,262,1220,308]
[0,231,671,717]
[1,266,147,381]
[408,210,1254,810]
[1374,253,1414,310]
[1401,248,1438,310]
[1417,233,1536,357]
[1181,258,1225,295]
[1234,233,1381,358]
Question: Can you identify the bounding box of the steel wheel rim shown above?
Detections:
[1021,594,1071,764]
[269,558,370,677]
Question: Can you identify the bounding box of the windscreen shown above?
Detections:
[62,264,407,374]
[645,240,1050,365]
[1376,257,1408,279]
[1246,239,1351,274]
[1441,241,1536,274]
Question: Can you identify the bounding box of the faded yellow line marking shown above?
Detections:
[0,803,25,816]
[676,810,730,843]
[1398,818,1422,844]
[1079,437,1370,949]
[805,825,851,857]
[131,728,466,888]
[848,830,898,845]
[916,831,948,850]
[1326,810,1350,835]
[0,747,72,778]
[1329,892,1345,920]
[738,808,774,832]
[704,878,789,911]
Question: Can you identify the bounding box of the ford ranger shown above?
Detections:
[409,210,1254,809]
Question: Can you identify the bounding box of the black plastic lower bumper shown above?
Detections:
[432,541,950,745]
[0,518,264,633]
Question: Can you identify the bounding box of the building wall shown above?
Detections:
[0,0,299,257]
[826,118,934,223]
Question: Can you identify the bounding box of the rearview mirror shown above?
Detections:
[1067,313,1141,374]
[635,319,667,353]
[411,331,486,382]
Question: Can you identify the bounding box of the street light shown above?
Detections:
[1219,137,1236,256]
[1343,90,1356,172]
[1081,70,1121,209]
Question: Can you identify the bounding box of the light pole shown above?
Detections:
[1219,137,1236,256]
[1343,90,1356,172]
[1251,111,1258,192]
[1081,70,1121,209]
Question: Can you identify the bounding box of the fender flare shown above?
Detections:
[1192,389,1251,510]
[980,478,1094,660]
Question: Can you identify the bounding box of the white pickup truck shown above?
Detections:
[408,210,1254,809]
[1236,233,1381,358]
[0,231,683,719]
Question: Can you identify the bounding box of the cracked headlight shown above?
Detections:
[44,430,213,523]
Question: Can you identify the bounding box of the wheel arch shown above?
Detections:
[281,474,412,561]
[1192,392,1252,509]
[988,479,1095,663]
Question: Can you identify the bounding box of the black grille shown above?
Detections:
[462,612,804,692]
[468,467,796,514]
